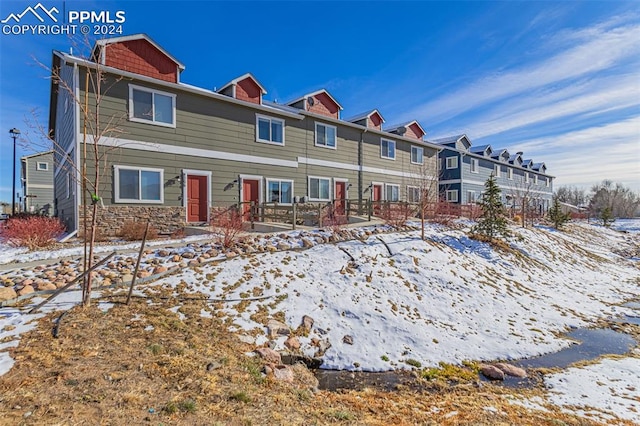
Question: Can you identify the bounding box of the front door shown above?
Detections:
[334,181,346,215]
[242,179,260,221]
[372,184,383,215]
[187,175,208,222]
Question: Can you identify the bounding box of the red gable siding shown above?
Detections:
[308,92,339,119]
[235,78,262,104]
[104,39,178,83]
[367,113,383,130]
[405,123,425,140]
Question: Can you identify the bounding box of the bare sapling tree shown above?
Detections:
[29,36,126,306]
[408,150,441,240]
[507,177,537,228]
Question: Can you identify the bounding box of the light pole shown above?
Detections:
[10,128,20,216]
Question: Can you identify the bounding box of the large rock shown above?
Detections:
[272,364,294,383]
[255,347,282,364]
[17,285,35,296]
[284,336,301,351]
[495,363,527,378]
[480,364,505,381]
[300,315,314,333]
[0,287,17,302]
[267,319,290,338]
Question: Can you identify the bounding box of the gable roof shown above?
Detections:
[491,148,509,159]
[286,89,343,110]
[93,33,185,70]
[345,109,386,124]
[532,162,546,171]
[21,150,53,160]
[218,72,267,95]
[431,134,467,145]
[470,144,492,155]
[383,120,426,137]
[522,159,533,168]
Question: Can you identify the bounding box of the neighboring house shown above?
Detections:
[49,34,441,235]
[434,135,554,212]
[20,151,54,216]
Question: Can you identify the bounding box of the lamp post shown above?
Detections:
[9,128,20,216]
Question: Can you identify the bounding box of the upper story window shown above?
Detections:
[37,162,49,171]
[446,156,458,169]
[470,158,479,173]
[494,164,501,178]
[508,168,513,180]
[266,179,293,204]
[411,146,423,165]
[546,177,550,188]
[534,174,538,185]
[525,172,530,184]
[308,176,331,201]
[381,139,396,160]
[256,115,284,145]
[114,165,164,203]
[129,84,176,127]
[315,122,337,149]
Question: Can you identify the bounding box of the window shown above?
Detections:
[315,122,337,149]
[508,168,513,180]
[66,173,71,199]
[470,158,479,173]
[407,186,421,203]
[256,115,284,145]
[525,172,530,184]
[411,146,423,164]
[546,177,550,188]
[114,165,164,203]
[467,190,476,203]
[266,179,293,204]
[308,176,331,201]
[446,156,458,169]
[37,162,49,171]
[446,190,458,202]
[385,184,399,201]
[534,175,538,185]
[494,164,500,178]
[381,139,396,160]
[129,84,176,127]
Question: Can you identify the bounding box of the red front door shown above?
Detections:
[372,184,383,215]
[187,175,208,222]
[334,181,346,215]
[242,179,260,221]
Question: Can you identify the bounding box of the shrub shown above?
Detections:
[117,221,159,241]
[320,204,348,233]
[380,202,412,227]
[210,206,244,248]
[0,216,65,249]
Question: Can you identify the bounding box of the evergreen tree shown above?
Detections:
[472,175,510,241]
[600,206,614,227]
[548,196,571,230]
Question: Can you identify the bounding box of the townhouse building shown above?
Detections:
[434,134,554,212]
[20,151,54,216]
[49,34,440,235]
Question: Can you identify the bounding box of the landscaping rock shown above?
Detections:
[37,282,57,291]
[301,315,314,333]
[342,335,354,345]
[0,287,17,302]
[153,266,168,275]
[254,347,282,364]
[495,363,527,378]
[267,319,290,338]
[281,354,323,369]
[17,285,35,296]
[272,364,294,383]
[480,364,505,381]
[284,336,301,351]
[277,242,291,251]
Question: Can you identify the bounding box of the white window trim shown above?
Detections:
[256,114,285,146]
[128,84,177,128]
[314,122,337,150]
[546,177,550,188]
[525,172,530,184]
[470,158,479,174]
[410,146,424,165]
[182,169,212,222]
[467,190,476,203]
[494,164,501,178]
[446,189,458,203]
[534,174,539,185]
[380,138,396,160]
[308,176,332,201]
[407,185,421,203]
[384,183,400,201]
[114,165,164,204]
[266,178,294,205]
[446,156,458,169]
[37,162,49,171]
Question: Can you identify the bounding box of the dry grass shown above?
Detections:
[0,286,629,425]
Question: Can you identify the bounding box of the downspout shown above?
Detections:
[358,129,367,204]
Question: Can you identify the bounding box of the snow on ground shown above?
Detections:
[0,219,639,422]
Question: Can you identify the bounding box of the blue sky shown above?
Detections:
[0,0,638,204]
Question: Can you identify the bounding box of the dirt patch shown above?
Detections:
[0,287,625,425]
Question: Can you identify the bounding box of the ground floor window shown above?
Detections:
[266,179,293,204]
[309,176,331,201]
[385,184,400,201]
[407,186,421,203]
[446,190,458,203]
[114,165,164,203]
